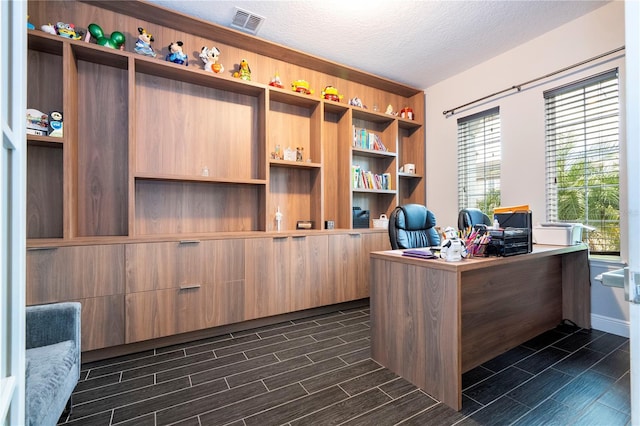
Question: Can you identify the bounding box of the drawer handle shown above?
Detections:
[291,235,306,239]
[179,240,200,245]
[27,246,58,251]
[348,233,361,237]
[179,284,202,290]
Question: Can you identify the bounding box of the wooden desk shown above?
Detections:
[369,244,590,410]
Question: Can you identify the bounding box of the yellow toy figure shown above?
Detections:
[233,59,251,81]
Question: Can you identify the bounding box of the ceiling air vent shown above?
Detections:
[231,7,265,35]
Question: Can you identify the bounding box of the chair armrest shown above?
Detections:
[26,302,81,350]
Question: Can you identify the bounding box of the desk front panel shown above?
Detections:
[461,256,563,371]
[370,257,461,409]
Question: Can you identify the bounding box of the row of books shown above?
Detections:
[352,165,391,190]
[353,126,388,151]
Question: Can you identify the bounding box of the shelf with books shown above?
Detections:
[352,147,397,159]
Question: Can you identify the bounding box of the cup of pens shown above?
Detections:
[461,225,491,257]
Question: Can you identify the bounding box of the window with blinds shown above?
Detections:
[457,107,501,214]
[544,69,620,254]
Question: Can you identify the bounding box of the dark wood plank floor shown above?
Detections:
[58,305,630,425]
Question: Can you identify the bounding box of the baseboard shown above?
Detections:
[590,313,630,337]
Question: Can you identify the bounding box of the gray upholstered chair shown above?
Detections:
[388,204,441,249]
[25,302,81,426]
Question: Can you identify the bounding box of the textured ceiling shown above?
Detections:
[148,0,609,90]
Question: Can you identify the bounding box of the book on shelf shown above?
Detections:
[352,125,387,151]
[352,165,390,190]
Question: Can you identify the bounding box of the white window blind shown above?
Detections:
[457,107,501,213]
[544,69,620,254]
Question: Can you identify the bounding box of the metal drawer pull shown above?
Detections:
[179,240,200,245]
[27,246,58,251]
[179,284,202,290]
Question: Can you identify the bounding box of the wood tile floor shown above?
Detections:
[59,305,631,425]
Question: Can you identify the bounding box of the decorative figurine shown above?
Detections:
[199,46,224,73]
[385,104,398,116]
[41,23,56,35]
[296,147,304,162]
[291,80,313,95]
[55,22,83,40]
[440,226,468,262]
[349,97,366,109]
[321,85,343,102]
[399,107,414,120]
[88,23,125,49]
[268,72,284,89]
[232,59,251,80]
[166,41,188,66]
[134,27,156,57]
[27,16,35,30]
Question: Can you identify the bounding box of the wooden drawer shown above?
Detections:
[125,280,245,343]
[26,244,125,304]
[126,239,244,293]
[26,244,125,351]
[75,295,125,351]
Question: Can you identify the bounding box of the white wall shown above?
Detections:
[424,1,628,333]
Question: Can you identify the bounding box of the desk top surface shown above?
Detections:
[371,243,588,272]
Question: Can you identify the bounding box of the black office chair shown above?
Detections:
[458,208,492,230]
[388,204,441,249]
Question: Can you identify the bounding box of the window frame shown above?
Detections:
[544,69,621,255]
[457,107,501,215]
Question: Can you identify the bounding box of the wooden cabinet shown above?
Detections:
[26,245,125,351]
[26,1,425,241]
[25,0,424,352]
[125,239,245,342]
[244,237,290,319]
[289,235,330,311]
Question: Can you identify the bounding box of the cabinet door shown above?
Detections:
[361,232,391,297]
[328,233,363,303]
[244,237,290,319]
[26,245,125,351]
[125,239,245,343]
[289,235,328,311]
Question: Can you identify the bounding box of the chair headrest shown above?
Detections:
[398,204,437,231]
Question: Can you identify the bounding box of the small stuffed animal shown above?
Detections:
[199,46,223,73]
[134,27,156,57]
[88,23,125,49]
[232,59,251,81]
[166,41,188,66]
[41,23,56,35]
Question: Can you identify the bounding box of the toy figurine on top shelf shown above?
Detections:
[385,104,398,116]
[321,85,343,102]
[199,46,224,73]
[55,22,83,40]
[232,59,251,80]
[349,97,367,109]
[88,23,125,50]
[166,41,188,66]
[166,41,188,65]
[399,107,414,120]
[291,80,313,95]
[27,16,35,30]
[268,72,284,88]
[134,27,156,57]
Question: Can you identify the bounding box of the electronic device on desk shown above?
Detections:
[493,207,532,253]
[352,207,370,229]
[486,228,531,257]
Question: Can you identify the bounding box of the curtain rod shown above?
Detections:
[442,46,625,117]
